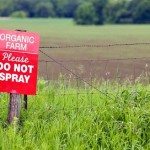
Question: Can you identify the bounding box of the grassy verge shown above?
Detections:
[0,79,150,150]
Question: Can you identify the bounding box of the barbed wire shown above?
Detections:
[40,49,115,100]
[1,42,150,113]
[39,40,150,100]
[39,57,150,63]
[40,42,150,49]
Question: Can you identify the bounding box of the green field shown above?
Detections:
[0,18,150,79]
[0,18,150,58]
[0,19,150,149]
[1,18,150,79]
[0,18,150,44]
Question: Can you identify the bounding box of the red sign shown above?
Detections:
[0,29,40,95]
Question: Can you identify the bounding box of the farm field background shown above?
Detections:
[0,19,150,149]
[0,18,150,79]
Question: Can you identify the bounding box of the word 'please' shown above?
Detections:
[2,52,29,63]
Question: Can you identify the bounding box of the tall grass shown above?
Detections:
[0,78,150,150]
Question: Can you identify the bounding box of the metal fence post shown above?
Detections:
[24,95,28,110]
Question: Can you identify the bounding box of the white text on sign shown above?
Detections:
[0,73,30,83]
[2,52,29,63]
[0,34,35,51]
[0,52,34,83]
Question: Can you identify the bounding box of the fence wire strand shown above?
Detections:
[1,42,150,112]
[40,49,115,100]
[39,57,150,62]
[37,42,150,111]
[40,42,150,49]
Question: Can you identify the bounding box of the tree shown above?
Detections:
[55,0,80,18]
[91,0,108,24]
[0,0,150,25]
[34,2,55,18]
[0,0,15,16]
[10,11,28,18]
[13,0,35,17]
[106,0,150,24]
[74,2,98,25]
[74,0,107,25]
[105,0,132,24]
[130,0,150,23]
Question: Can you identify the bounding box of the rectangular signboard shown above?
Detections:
[0,29,40,95]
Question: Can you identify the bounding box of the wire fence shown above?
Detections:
[39,45,150,82]
[1,42,150,112]
[37,42,150,111]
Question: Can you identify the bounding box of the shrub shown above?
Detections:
[74,2,98,25]
[34,2,55,18]
[10,11,28,18]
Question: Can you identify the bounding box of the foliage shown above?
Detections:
[131,0,150,23]
[10,11,28,18]
[91,0,108,24]
[105,0,133,24]
[0,0,150,24]
[105,0,150,24]
[75,0,107,25]
[55,0,79,18]
[34,2,55,18]
[12,0,34,17]
[0,79,150,149]
[0,0,15,16]
[74,2,98,25]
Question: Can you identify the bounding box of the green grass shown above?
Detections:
[0,79,150,150]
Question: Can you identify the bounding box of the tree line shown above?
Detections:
[0,0,149,24]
